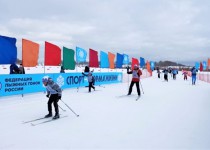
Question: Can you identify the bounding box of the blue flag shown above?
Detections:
[100,51,109,68]
[116,53,123,68]
[76,46,87,63]
[0,35,17,64]
[123,54,129,65]
[203,61,207,70]
[195,62,200,70]
[150,61,155,70]
[140,57,145,68]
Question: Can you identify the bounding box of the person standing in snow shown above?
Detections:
[182,70,188,80]
[82,72,95,92]
[10,63,20,74]
[127,64,142,97]
[42,77,62,119]
[162,68,169,81]
[157,69,161,78]
[18,64,25,74]
[172,68,178,80]
[191,66,198,85]
[60,66,65,73]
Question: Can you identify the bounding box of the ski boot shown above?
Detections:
[53,113,60,119]
[45,113,52,118]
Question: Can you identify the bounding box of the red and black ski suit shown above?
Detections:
[127,68,142,96]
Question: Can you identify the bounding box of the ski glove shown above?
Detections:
[46,94,50,98]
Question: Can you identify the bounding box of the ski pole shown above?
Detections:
[77,79,81,92]
[139,81,144,94]
[60,99,79,117]
[58,105,66,112]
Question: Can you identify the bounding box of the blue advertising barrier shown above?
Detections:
[0,72,122,97]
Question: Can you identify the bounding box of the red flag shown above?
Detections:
[108,52,115,69]
[89,49,99,67]
[45,41,61,66]
[200,62,203,71]
[22,39,39,67]
[131,58,139,69]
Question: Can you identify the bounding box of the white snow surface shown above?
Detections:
[0,73,210,150]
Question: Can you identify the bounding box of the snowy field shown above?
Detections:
[0,72,210,150]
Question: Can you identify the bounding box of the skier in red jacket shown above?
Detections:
[127,64,142,97]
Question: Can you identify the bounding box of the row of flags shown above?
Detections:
[195,60,210,71]
[0,35,155,71]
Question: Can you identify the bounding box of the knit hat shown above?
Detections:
[42,76,49,83]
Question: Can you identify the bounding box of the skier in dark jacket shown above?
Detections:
[82,72,95,92]
[42,77,62,119]
[157,69,161,78]
[60,66,65,73]
[127,64,142,97]
[10,63,19,74]
[162,68,169,81]
[18,64,25,74]
[191,67,198,85]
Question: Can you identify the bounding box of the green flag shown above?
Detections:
[63,47,75,70]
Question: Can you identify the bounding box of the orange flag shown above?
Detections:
[208,58,210,68]
[146,61,152,76]
[22,39,39,67]
[108,52,115,69]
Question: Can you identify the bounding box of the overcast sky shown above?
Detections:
[1,0,210,65]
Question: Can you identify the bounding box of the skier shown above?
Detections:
[162,68,169,81]
[42,77,62,119]
[127,64,142,97]
[182,70,188,80]
[10,63,20,74]
[60,66,65,73]
[172,68,178,80]
[191,66,198,85]
[157,69,161,78]
[18,64,25,74]
[82,72,95,92]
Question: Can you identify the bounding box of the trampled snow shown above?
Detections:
[0,71,210,150]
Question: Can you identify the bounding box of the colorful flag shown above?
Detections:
[108,52,115,69]
[200,62,203,71]
[76,46,87,63]
[131,58,139,69]
[203,61,207,70]
[150,61,155,70]
[140,57,145,68]
[116,53,123,68]
[195,62,200,70]
[100,51,109,68]
[45,41,61,66]
[208,59,210,69]
[63,47,75,70]
[89,49,99,67]
[146,61,152,76]
[0,35,17,64]
[123,54,129,65]
[22,39,39,67]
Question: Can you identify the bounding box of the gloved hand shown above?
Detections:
[58,95,61,100]
[46,94,50,98]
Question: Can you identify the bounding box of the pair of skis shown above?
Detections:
[22,115,68,126]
